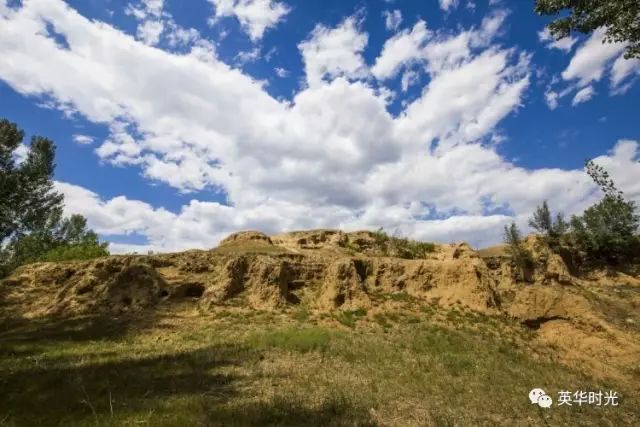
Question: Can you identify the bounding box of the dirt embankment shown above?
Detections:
[1,229,639,383]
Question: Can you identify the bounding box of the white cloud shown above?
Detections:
[298,17,369,87]
[372,21,430,80]
[72,134,94,145]
[372,10,507,80]
[126,0,210,50]
[571,85,595,105]
[235,46,261,64]
[545,27,640,107]
[125,0,164,20]
[208,0,289,41]
[562,28,626,87]
[137,19,164,45]
[58,138,640,252]
[544,89,559,110]
[439,0,459,12]
[383,9,402,31]
[591,140,640,202]
[2,2,639,252]
[610,53,640,91]
[13,143,29,165]
[275,67,289,78]
[538,28,577,52]
[401,69,419,91]
[139,0,163,17]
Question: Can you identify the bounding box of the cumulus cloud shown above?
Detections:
[12,143,29,165]
[383,9,402,31]
[126,0,211,49]
[208,0,289,41]
[571,85,595,105]
[544,27,639,107]
[126,0,165,46]
[298,16,369,87]
[401,69,419,91]
[562,28,626,87]
[1,1,638,252]
[372,9,507,81]
[137,19,163,45]
[72,134,94,145]
[538,28,576,52]
[275,67,289,77]
[439,0,459,12]
[610,54,640,92]
[372,20,430,80]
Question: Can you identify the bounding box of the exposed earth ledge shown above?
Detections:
[1,229,639,384]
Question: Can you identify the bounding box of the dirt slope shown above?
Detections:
[1,229,639,386]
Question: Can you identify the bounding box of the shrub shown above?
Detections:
[373,228,436,259]
[0,214,109,277]
[38,243,109,262]
[334,309,367,329]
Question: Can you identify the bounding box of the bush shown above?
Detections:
[373,228,436,259]
[38,243,109,263]
[0,214,109,277]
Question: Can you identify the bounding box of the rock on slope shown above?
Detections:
[1,229,639,382]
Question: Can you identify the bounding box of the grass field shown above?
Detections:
[0,304,637,426]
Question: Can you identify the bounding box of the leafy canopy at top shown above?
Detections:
[535,0,640,59]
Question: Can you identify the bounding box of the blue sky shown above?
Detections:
[1,0,639,252]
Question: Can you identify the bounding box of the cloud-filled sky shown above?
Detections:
[1,0,639,253]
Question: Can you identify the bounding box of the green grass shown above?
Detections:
[386,292,415,303]
[333,308,367,328]
[247,326,337,353]
[0,310,638,426]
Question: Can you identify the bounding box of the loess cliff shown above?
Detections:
[1,229,639,385]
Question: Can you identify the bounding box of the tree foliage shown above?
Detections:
[0,119,108,277]
[503,222,533,281]
[371,228,435,259]
[0,119,63,243]
[568,160,639,264]
[526,161,638,267]
[528,200,569,248]
[535,0,640,59]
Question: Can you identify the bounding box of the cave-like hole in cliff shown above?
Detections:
[183,283,205,298]
[353,259,369,283]
[522,316,566,330]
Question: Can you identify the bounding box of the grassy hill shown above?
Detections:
[1,230,638,426]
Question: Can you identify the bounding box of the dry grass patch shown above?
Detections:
[0,308,638,426]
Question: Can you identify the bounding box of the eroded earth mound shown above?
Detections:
[1,229,639,385]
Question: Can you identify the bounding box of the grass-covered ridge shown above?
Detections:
[0,308,637,426]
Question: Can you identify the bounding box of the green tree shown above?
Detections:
[535,0,640,59]
[569,160,639,264]
[0,119,108,276]
[0,119,63,243]
[528,201,569,248]
[503,222,533,281]
[528,201,553,235]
